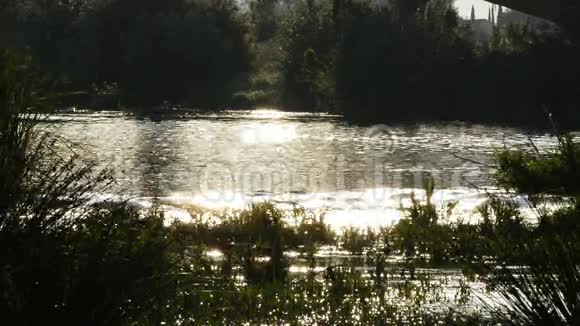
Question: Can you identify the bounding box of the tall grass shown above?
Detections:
[0,49,113,229]
[3,47,580,325]
[484,233,580,325]
[480,133,580,325]
[0,49,178,325]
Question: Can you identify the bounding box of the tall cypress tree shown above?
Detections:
[497,6,504,26]
[471,5,476,21]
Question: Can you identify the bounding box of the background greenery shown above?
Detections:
[2,1,580,324]
[0,0,579,127]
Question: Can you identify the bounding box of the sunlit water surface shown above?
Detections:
[48,109,559,230]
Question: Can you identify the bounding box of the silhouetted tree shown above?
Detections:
[471,5,475,22]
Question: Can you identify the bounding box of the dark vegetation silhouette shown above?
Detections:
[0,0,579,126]
[2,0,580,324]
[2,46,580,324]
[0,0,252,109]
[263,0,580,126]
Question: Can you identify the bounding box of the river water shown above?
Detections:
[49,109,557,230]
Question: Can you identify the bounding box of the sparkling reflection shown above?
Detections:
[49,110,558,230]
[240,123,298,144]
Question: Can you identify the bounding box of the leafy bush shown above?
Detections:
[481,134,580,325]
[0,0,253,108]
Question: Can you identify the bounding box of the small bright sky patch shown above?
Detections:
[455,0,495,19]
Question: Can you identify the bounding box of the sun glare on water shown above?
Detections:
[238,109,299,144]
[240,123,298,144]
[248,108,290,119]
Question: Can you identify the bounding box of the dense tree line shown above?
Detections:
[0,0,253,108]
[259,0,580,126]
[1,0,579,126]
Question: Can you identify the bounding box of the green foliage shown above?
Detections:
[114,0,252,107]
[1,206,178,325]
[0,0,253,108]
[0,49,177,325]
[480,134,580,325]
[4,18,580,321]
[341,227,379,255]
[174,203,335,283]
[0,48,111,226]
[277,0,336,111]
[391,181,454,266]
[249,0,279,42]
[335,0,471,120]
[271,0,473,115]
[469,24,580,127]
[495,134,580,200]
[484,23,537,54]
[232,40,284,107]
[0,49,45,117]
[484,230,580,325]
[2,0,579,126]
[269,0,580,126]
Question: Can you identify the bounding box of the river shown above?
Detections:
[48,109,558,230]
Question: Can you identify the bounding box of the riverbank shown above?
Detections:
[2,8,580,322]
[3,110,579,325]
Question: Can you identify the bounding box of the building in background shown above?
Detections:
[461,4,557,44]
[462,5,494,43]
